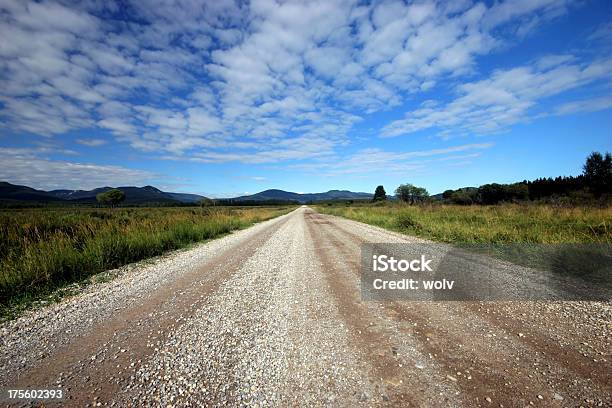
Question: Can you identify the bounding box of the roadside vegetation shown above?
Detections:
[440,152,611,205]
[316,203,611,244]
[318,151,611,244]
[317,202,611,287]
[317,152,611,286]
[0,206,292,319]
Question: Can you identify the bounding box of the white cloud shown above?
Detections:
[290,142,493,176]
[76,138,107,147]
[382,56,612,137]
[482,0,570,29]
[555,96,612,116]
[98,117,136,136]
[588,19,612,42]
[0,147,155,190]
[0,0,599,167]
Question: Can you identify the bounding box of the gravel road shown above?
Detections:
[1,206,610,407]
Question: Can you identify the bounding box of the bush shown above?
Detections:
[397,212,421,229]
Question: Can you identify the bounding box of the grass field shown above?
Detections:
[316,203,611,244]
[0,206,292,318]
[316,203,612,286]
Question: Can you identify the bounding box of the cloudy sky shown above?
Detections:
[0,0,611,196]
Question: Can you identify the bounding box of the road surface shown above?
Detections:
[1,207,610,407]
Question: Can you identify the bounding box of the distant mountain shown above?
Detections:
[166,192,207,203]
[0,182,368,205]
[231,189,372,203]
[49,185,180,204]
[123,186,178,204]
[0,182,64,202]
[48,187,113,200]
[1,182,208,205]
[232,189,303,202]
[314,190,373,201]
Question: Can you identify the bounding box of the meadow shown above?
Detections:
[316,203,612,286]
[0,206,292,318]
[316,202,611,244]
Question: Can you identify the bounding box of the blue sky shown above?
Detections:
[0,0,611,197]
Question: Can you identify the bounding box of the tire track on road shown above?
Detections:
[305,209,462,407]
[326,214,611,390]
[308,209,611,406]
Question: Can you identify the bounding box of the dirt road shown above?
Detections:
[1,207,610,407]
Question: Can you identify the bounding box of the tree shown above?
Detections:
[199,197,215,207]
[395,183,429,204]
[96,189,125,207]
[450,188,479,205]
[373,185,387,201]
[478,183,528,204]
[442,189,454,200]
[583,151,612,198]
[526,176,585,200]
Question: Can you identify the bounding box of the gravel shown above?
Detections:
[125,206,376,407]
[0,212,293,385]
[1,206,610,407]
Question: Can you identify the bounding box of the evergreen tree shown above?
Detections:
[373,185,387,201]
[583,152,612,197]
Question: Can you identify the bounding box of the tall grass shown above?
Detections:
[0,206,292,316]
[317,204,612,286]
[316,203,611,244]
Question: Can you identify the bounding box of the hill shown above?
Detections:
[0,182,64,202]
[166,192,207,203]
[48,187,113,200]
[232,189,372,203]
[1,183,371,205]
[47,185,179,204]
[1,182,207,205]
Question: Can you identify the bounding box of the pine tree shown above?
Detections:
[373,185,387,201]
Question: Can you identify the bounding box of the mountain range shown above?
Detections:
[230,189,372,203]
[0,182,204,204]
[0,182,372,204]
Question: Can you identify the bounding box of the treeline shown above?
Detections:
[441,152,611,205]
[211,199,300,206]
[442,184,530,205]
[313,199,372,206]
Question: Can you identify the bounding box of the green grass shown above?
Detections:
[316,203,611,244]
[316,203,612,286]
[0,206,293,319]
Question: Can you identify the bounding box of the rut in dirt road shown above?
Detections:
[1,206,610,407]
